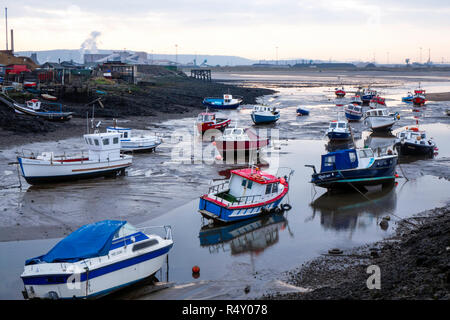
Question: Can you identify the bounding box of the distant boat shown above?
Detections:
[41,93,58,101]
[402,92,413,103]
[296,107,310,116]
[251,105,280,124]
[326,120,352,141]
[344,104,363,121]
[203,94,243,110]
[394,126,436,157]
[335,87,346,97]
[195,111,231,134]
[412,89,426,106]
[198,167,293,223]
[214,127,270,160]
[306,147,398,191]
[369,95,386,109]
[350,95,363,106]
[21,220,173,299]
[361,88,377,105]
[106,126,162,152]
[4,95,73,122]
[364,108,400,131]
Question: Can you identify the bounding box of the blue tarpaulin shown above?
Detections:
[320,149,358,173]
[25,220,126,265]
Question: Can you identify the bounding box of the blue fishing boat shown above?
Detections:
[402,92,413,103]
[251,105,280,124]
[326,120,352,141]
[344,104,363,121]
[296,107,310,116]
[199,167,293,223]
[361,88,377,105]
[202,94,243,110]
[305,148,398,191]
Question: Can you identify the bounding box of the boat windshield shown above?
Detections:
[358,149,374,158]
[329,122,337,128]
[113,223,139,240]
[338,122,346,128]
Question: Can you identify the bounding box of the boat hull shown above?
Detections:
[251,113,280,124]
[197,119,231,134]
[296,108,310,116]
[364,117,396,131]
[120,140,161,152]
[344,111,362,121]
[327,131,351,141]
[394,141,435,156]
[202,99,242,110]
[13,104,73,122]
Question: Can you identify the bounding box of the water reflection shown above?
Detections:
[310,184,397,231]
[363,132,397,156]
[325,140,355,152]
[199,212,288,256]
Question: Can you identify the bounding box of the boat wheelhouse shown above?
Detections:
[369,95,386,109]
[364,108,399,132]
[335,87,346,97]
[350,95,363,106]
[250,105,280,124]
[106,126,161,152]
[394,127,436,157]
[21,220,173,299]
[306,148,398,191]
[215,127,270,160]
[412,89,426,106]
[199,168,292,223]
[326,120,352,141]
[195,111,231,134]
[17,132,132,184]
[344,104,363,121]
[202,94,243,110]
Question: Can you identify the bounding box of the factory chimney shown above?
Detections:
[4,7,8,50]
[10,29,13,53]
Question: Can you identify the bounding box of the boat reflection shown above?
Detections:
[325,140,355,152]
[310,184,396,231]
[363,131,396,156]
[199,212,288,256]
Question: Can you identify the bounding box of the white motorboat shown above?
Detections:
[21,220,173,299]
[106,126,161,152]
[394,127,437,157]
[17,132,132,184]
[364,108,400,132]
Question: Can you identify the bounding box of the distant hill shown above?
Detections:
[15,49,258,66]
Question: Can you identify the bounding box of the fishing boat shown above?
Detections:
[296,107,310,116]
[326,120,352,141]
[335,87,346,97]
[305,147,398,191]
[364,108,400,132]
[21,220,173,299]
[250,105,280,124]
[195,111,231,134]
[41,93,58,101]
[344,104,363,121]
[198,167,293,223]
[369,95,386,109]
[17,132,133,184]
[401,92,413,103]
[214,127,270,160]
[361,88,377,105]
[202,94,243,110]
[394,127,436,157]
[350,95,363,106]
[412,89,426,106]
[106,126,161,152]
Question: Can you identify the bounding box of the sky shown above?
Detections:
[3,0,450,63]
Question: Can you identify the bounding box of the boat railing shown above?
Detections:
[208,181,229,194]
[234,194,264,204]
[138,225,173,240]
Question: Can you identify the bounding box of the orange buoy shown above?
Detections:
[280,177,286,184]
[395,174,399,178]
[192,265,200,273]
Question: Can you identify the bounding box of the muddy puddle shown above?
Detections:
[0,75,449,299]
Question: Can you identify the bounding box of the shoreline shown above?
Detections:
[264,204,450,300]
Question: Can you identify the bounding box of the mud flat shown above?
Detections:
[264,205,450,300]
[427,92,450,101]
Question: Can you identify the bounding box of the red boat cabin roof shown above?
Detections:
[231,168,279,184]
[199,112,215,116]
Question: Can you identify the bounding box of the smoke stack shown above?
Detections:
[4,7,7,50]
[10,29,13,53]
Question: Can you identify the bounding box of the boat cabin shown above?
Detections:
[397,128,426,141]
[106,126,132,140]
[26,99,41,111]
[197,112,216,123]
[223,94,233,103]
[329,120,348,130]
[345,104,362,113]
[320,148,374,173]
[252,105,276,113]
[221,128,247,141]
[84,132,122,161]
[365,109,389,117]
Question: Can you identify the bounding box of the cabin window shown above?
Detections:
[113,137,119,144]
[132,239,159,252]
[272,183,278,193]
[84,138,89,144]
[241,179,253,189]
[399,133,405,138]
[324,155,335,166]
[330,123,337,128]
[123,132,128,139]
[94,139,99,146]
[103,138,110,145]
[265,184,272,194]
[88,138,93,145]
[377,110,383,116]
[349,152,357,162]
[338,123,346,128]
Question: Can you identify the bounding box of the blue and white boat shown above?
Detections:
[202,94,243,110]
[344,104,363,121]
[106,126,161,152]
[251,105,280,124]
[326,120,352,141]
[361,88,377,105]
[21,220,173,299]
[306,148,398,191]
[349,95,363,106]
[296,107,310,116]
[402,92,413,103]
[199,167,293,223]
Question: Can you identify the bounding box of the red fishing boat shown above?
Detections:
[412,89,426,106]
[335,87,346,97]
[196,111,231,134]
[369,95,386,109]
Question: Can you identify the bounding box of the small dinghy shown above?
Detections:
[394,127,436,157]
[251,105,280,124]
[344,104,363,121]
[350,95,363,106]
[326,120,352,141]
[296,107,310,116]
[402,92,413,103]
[214,127,270,160]
[198,167,293,223]
[21,220,173,299]
[364,108,400,132]
[11,97,73,122]
[369,95,387,109]
[305,147,398,191]
[203,94,243,110]
[106,126,161,152]
[335,87,346,97]
[195,111,231,134]
[17,132,133,184]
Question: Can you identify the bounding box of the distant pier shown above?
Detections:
[190,69,211,81]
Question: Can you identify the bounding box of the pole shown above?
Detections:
[5,7,8,51]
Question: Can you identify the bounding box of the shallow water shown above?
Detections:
[0,74,449,299]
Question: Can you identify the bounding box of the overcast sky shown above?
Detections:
[3,0,450,63]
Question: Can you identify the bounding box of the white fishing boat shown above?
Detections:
[17,132,132,184]
[364,108,400,132]
[106,126,161,152]
[21,220,173,299]
[214,127,270,160]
